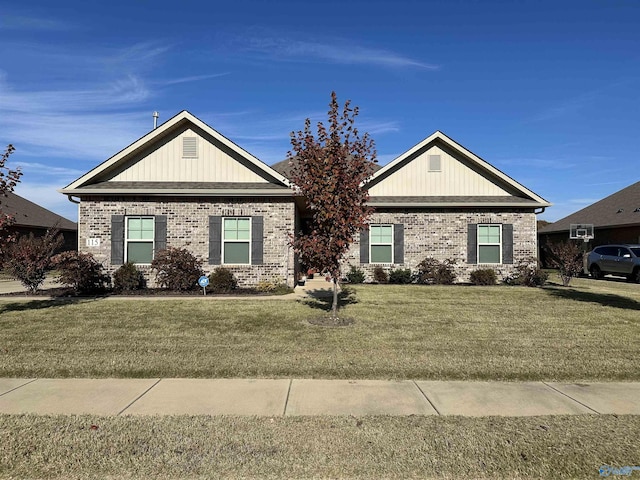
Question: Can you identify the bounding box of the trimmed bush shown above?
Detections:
[373,266,388,284]
[345,265,365,284]
[208,267,238,293]
[416,258,457,285]
[51,251,111,293]
[256,279,293,295]
[469,268,497,286]
[389,268,412,284]
[113,262,145,291]
[504,258,548,287]
[151,247,203,291]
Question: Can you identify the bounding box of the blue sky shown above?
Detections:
[1,0,639,224]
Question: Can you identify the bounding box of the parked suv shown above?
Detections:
[586,244,640,282]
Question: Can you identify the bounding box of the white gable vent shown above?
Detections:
[182,136,198,158]
[428,154,441,172]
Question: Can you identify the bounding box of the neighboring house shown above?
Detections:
[538,181,640,258]
[1,191,77,251]
[60,110,550,286]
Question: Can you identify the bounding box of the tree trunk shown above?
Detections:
[331,277,338,319]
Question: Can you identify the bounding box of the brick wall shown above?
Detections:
[78,196,296,287]
[343,209,538,282]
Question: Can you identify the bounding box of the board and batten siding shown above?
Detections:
[108,128,270,184]
[368,145,509,197]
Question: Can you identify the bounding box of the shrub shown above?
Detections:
[389,268,412,284]
[373,266,388,284]
[469,268,497,286]
[151,247,203,291]
[544,240,584,287]
[345,265,365,284]
[51,251,111,293]
[256,279,293,295]
[113,262,145,291]
[1,229,63,293]
[504,258,548,287]
[208,267,238,293]
[416,258,457,285]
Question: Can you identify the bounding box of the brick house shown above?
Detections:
[60,111,550,286]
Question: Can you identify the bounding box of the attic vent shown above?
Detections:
[182,137,198,158]
[428,154,441,172]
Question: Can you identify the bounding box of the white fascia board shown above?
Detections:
[368,200,552,208]
[59,187,293,197]
[62,111,290,190]
[366,131,550,206]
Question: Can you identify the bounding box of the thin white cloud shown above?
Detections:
[496,157,577,170]
[236,36,439,70]
[12,162,86,178]
[158,73,231,85]
[0,14,73,31]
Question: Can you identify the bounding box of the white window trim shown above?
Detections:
[477,224,502,264]
[125,216,155,265]
[222,217,251,265]
[428,154,442,172]
[370,224,394,264]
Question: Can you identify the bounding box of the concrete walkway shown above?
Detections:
[1,378,638,417]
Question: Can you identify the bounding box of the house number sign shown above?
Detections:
[86,238,101,247]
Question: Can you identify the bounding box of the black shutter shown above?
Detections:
[111,215,124,265]
[251,216,264,265]
[209,216,222,265]
[154,215,167,253]
[467,224,477,264]
[394,224,404,264]
[502,224,514,264]
[360,229,369,264]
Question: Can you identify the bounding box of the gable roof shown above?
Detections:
[366,131,550,208]
[1,192,77,231]
[539,181,640,233]
[271,157,382,180]
[60,110,291,197]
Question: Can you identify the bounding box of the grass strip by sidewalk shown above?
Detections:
[1,280,639,380]
[1,414,639,479]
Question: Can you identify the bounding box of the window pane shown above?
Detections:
[237,219,250,240]
[479,245,500,264]
[128,218,141,231]
[371,225,392,244]
[127,242,153,264]
[224,218,237,240]
[371,245,392,263]
[478,225,500,244]
[224,242,250,264]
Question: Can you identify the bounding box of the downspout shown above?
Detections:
[66,195,80,251]
[67,195,80,205]
[534,207,546,215]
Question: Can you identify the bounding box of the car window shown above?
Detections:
[618,248,631,257]
[597,246,617,256]
[631,248,640,257]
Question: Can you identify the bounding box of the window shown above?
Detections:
[182,136,198,158]
[428,154,441,172]
[126,217,154,264]
[223,217,251,264]
[370,225,393,263]
[477,224,501,264]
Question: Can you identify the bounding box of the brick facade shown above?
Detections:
[343,209,538,282]
[78,196,296,287]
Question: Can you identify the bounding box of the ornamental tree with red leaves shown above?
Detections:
[0,144,22,258]
[287,92,377,319]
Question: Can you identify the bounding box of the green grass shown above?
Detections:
[1,414,639,479]
[1,278,638,380]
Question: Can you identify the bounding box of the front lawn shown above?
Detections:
[1,279,638,380]
[2,414,639,479]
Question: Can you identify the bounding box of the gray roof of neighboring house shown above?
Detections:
[1,192,77,231]
[539,181,640,234]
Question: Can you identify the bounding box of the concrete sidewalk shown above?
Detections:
[1,378,638,417]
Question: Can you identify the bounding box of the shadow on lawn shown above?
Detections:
[302,287,359,312]
[0,297,100,314]
[546,287,640,311]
